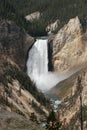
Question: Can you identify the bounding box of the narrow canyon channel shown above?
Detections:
[26,38,79,128]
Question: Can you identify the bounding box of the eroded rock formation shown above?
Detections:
[57,70,87,130]
[52,16,87,73]
[0,19,48,124]
[46,19,60,34]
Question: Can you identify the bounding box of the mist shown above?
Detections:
[30,70,78,92]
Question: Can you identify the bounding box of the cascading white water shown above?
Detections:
[27,39,48,81]
[27,39,77,92]
[27,39,62,92]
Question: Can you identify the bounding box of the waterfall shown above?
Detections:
[27,39,74,92]
[27,39,48,80]
[27,39,63,92]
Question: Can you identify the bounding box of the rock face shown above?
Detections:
[25,11,41,22]
[48,63,87,129]
[56,69,87,130]
[52,16,87,73]
[0,108,44,130]
[0,20,34,70]
[0,19,49,124]
[48,17,87,129]
[0,53,48,123]
[46,19,60,34]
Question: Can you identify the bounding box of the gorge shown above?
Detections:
[0,17,87,130]
[1,0,87,129]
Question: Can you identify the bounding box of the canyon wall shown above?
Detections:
[0,19,49,123]
[0,20,34,70]
[57,69,87,130]
[51,16,87,73]
[48,17,87,130]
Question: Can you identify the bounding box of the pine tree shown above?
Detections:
[46,109,61,130]
[76,76,83,130]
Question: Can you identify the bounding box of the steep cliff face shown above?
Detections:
[0,108,45,130]
[56,70,87,130]
[52,16,87,73]
[47,17,87,129]
[0,19,34,70]
[0,20,49,124]
[0,54,49,124]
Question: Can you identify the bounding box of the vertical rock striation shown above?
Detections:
[52,16,87,73]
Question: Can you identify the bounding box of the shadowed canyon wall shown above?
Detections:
[0,20,34,70]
